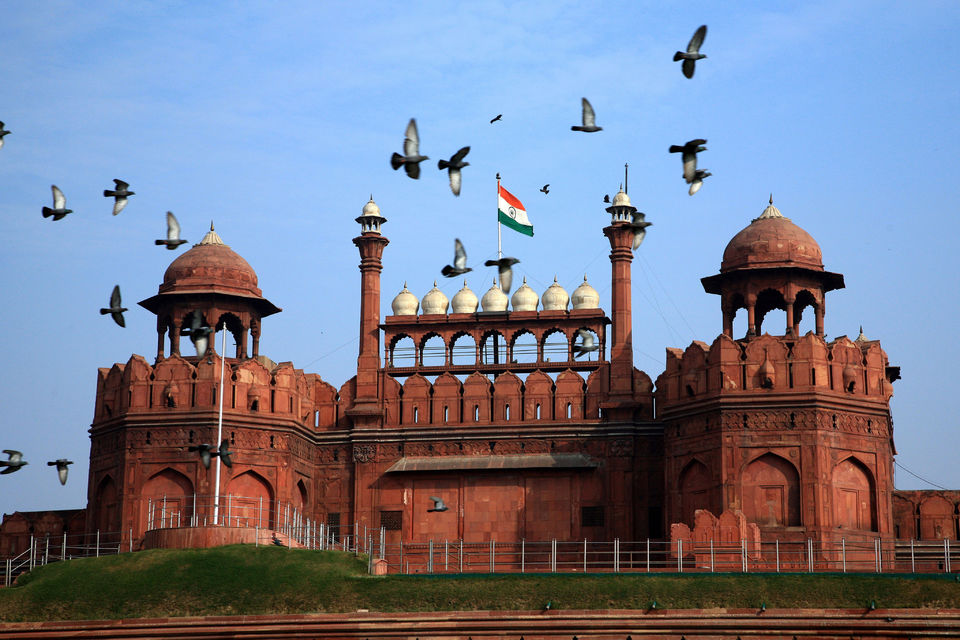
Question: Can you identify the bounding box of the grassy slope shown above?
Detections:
[1,545,958,622]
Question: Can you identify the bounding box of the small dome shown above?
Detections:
[511,277,539,311]
[421,281,449,315]
[161,223,262,297]
[541,276,569,311]
[481,279,509,312]
[391,282,419,316]
[611,189,631,207]
[571,275,600,309]
[721,197,823,273]
[361,195,381,217]
[451,281,479,313]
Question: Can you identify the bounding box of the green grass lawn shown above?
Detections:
[1,545,958,622]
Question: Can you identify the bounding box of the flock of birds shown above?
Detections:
[413,26,708,360]
[0,25,708,494]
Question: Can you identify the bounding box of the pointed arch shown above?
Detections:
[143,468,195,529]
[93,475,120,533]
[832,456,877,531]
[742,453,801,527]
[225,470,275,528]
[679,459,714,527]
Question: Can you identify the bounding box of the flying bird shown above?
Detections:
[603,194,610,204]
[0,121,10,149]
[540,184,549,195]
[573,329,599,359]
[184,310,213,358]
[427,496,449,512]
[0,450,27,475]
[490,114,502,123]
[571,97,602,132]
[438,146,470,196]
[103,179,134,215]
[47,459,73,486]
[214,439,233,468]
[630,211,653,250]
[189,443,215,469]
[484,257,520,294]
[674,25,707,78]
[669,139,707,183]
[688,169,711,195]
[42,185,72,220]
[155,211,188,250]
[441,238,472,277]
[390,118,428,179]
[100,285,127,327]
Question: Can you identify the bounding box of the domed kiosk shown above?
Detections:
[139,224,281,359]
[701,197,844,338]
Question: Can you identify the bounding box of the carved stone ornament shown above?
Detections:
[353,444,376,463]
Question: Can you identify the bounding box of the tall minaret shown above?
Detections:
[350,196,389,428]
[602,187,648,418]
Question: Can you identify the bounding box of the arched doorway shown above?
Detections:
[832,457,877,531]
[742,453,801,527]
[679,459,713,527]
[225,470,274,528]
[143,469,195,528]
[93,475,120,533]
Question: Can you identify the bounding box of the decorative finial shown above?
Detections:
[210,220,215,231]
[463,279,468,286]
[433,280,438,287]
[403,281,407,288]
[554,275,558,283]
[370,193,374,201]
[522,276,527,284]
[769,193,773,205]
[584,274,588,281]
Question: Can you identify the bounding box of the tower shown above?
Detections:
[659,198,897,549]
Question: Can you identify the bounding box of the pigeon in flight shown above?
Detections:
[441,238,472,277]
[571,97,602,132]
[156,211,188,250]
[688,169,711,195]
[428,496,449,512]
[390,118,428,179]
[100,285,127,327]
[630,211,653,250]
[490,114,502,123]
[438,146,470,196]
[603,194,610,204]
[47,459,73,486]
[669,139,707,183]
[573,329,599,359]
[674,25,707,78]
[214,439,233,468]
[189,443,215,469]
[540,184,550,195]
[0,121,10,149]
[184,310,213,358]
[0,450,27,475]
[42,185,72,220]
[484,257,520,294]
[103,179,134,216]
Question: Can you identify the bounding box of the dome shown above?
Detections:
[361,195,381,218]
[541,276,569,311]
[571,275,600,309]
[451,281,479,313]
[159,223,263,298]
[481,279,509,312]
[511,277,539,311]
[391,282,419,316]
[611,189,631,207]
[421,281,449,315]
[720,198,823,273]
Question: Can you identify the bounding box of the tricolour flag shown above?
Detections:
[498,185,533,236]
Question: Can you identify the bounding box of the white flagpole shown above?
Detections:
[496,174,502,259]
[213,326,226,525]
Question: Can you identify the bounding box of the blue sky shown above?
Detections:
[1,1,958,518]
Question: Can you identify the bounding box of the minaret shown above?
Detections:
[350,196,389,427]
[602,186,647,416]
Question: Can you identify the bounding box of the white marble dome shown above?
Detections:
[451,280,479,313]
[361,195,381,217]
[390,282,418,316]
[571,275,600,309]
[611,189,631,207]
[541,276,569,311]
[481,279,509,312]
[421,281,449,315]
[511,277,539,311]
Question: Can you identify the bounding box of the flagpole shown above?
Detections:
[496,174,502,259]
[213,326,226,525]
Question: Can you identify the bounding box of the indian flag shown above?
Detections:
[498,185,534,236]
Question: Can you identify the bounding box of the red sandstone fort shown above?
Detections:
[2,191,958,567]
